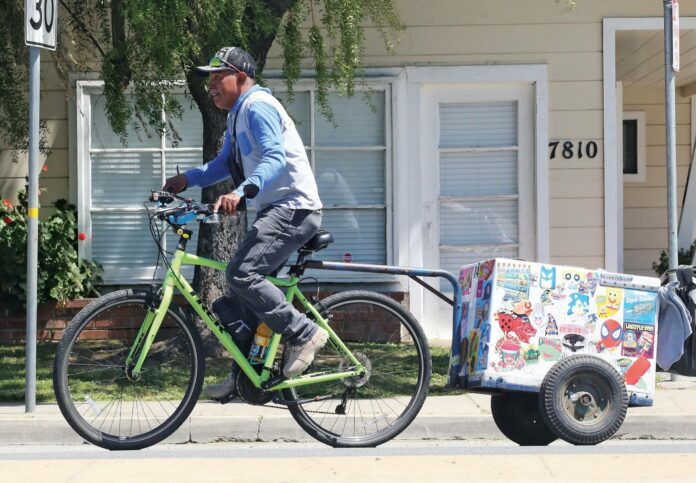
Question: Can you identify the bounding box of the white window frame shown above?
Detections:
[75,80,203,283]
[264,78,396,281]
[622,111,646,183]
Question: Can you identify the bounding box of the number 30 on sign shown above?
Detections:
[548,141,599,160]
[25,0,57,50]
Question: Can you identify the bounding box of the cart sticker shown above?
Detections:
[596,318,623,352]
[562,333,586,353]
[540,289,554,306]
[476,323,491,372]
[530,302,546,328]
[491,336,526,371]
[544,314,560,337]
[496,309,536,343]
[616,357,633,375]
[625,356,650,385]
[460,267,474,295]
[622,323,655,359]
[522,344,541,363]
[560,268,586,291]
[538,337,562,361]
[596,287,624,318]
[458,336,469,377]
[466,329,480,374]
[476,259,495,297]
[496,262,531,302]
[599,272,634,286]
[567,292,590,318]
[623,290,658,325]
[539,266,557,289]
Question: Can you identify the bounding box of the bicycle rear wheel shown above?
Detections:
[283,290,431,447]
[53,289,204,450]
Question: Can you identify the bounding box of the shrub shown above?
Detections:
[652,241,696,276]
[0,191,102,309]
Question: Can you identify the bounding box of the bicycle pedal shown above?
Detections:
[214,392,238,405]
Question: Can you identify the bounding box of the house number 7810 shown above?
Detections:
[548,141,598,160]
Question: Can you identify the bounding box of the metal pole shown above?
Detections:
[664,0,679,272]
[25,46,40,413]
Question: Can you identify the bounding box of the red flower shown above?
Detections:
[2,199,12,209]
[42,164,48,172]
[3,216,12,225]
[78,232,87,241]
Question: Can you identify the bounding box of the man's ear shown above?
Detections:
[237,72,248,85]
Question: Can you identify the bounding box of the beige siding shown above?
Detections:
[4,0,696,268]
[623,85,692,276]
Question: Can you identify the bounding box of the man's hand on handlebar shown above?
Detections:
[213,193,242,215]
[162,174,188,194]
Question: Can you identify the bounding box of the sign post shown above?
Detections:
[24,0,57,413]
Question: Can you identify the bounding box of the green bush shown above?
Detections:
[652,241,696,276]
[0,191,102,309]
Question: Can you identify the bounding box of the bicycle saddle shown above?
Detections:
[300,230,334,253]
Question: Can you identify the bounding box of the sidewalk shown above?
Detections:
[3,379,696,445]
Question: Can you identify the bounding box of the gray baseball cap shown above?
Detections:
[195,47,257,77]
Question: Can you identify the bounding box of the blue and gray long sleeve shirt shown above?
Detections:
[184,85,322,211]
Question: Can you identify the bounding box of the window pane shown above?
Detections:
[440,151,517,197]
[315,91,385,147]
[315,209,386,265]
[91,152,161,207]
[166,94,203,148]
[440,200,518,246]
[90,95,160,149]
[439,102,517,148]
[315,151,385,206]
[275,91,311,143]
[92,212,159,270]
[623,119,638,174]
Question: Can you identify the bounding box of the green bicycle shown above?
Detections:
[53,190,431,450]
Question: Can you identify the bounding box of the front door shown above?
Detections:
[420,83,535,337]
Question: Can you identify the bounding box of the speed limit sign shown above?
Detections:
[25,0,57,50]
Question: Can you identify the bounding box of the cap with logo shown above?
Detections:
[195,47,257,78]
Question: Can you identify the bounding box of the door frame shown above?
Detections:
[398,65,549,339]
[603,17,696,271]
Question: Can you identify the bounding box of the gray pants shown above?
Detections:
[223,205,322,345]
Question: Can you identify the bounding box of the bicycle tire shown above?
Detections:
[283,290,431,447]
[53,289,205,450]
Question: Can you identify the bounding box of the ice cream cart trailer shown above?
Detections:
[448,258,661,446]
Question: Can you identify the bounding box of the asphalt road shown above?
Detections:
[2,440,696,482]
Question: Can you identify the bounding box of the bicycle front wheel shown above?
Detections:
[283,290,431,447]
[53,289,204,450]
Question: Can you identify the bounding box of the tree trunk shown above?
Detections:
[186,72,247,355]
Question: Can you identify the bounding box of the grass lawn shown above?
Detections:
[0,342,459,403]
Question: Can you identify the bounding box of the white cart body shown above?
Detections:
[449,258,660,406]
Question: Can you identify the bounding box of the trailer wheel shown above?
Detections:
[540,355,628,445]
[490,392,559,446]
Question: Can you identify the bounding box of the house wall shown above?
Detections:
[623,85,692,276]
[3,0,696,269]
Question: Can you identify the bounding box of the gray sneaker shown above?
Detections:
[283,327,329,378]
[204,367,239,401]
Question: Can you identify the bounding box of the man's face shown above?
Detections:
[208,71,243,110]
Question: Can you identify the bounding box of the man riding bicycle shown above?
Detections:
[162,46,328,400]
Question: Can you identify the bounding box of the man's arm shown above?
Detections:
[182,131,234,188]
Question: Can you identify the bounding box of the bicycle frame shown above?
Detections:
[125,248,365,392]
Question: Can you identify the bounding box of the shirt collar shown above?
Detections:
[230,85,271,114]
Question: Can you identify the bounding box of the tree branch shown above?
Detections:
[58,0,106,57]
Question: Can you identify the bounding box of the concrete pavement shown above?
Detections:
[3,378,696,446]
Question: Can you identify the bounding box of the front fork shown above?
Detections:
[125,256,181,377]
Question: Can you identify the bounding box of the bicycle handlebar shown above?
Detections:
[148,184,259,226]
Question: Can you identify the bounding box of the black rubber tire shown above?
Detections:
[283,290,431,448]
[490,392,559,446]
[539,355,628,445]
[53,289,205,450]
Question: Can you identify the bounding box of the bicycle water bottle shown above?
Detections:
[248,323,273,364]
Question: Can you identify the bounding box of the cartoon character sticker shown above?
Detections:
[567,293,590,318]
[596,287,624,318]
[538,337,562,361]
[491,336,526,371]
[459,267,474,295]
[496,309,537,343]
[622,322,655,359]
[539,266,557,289]
[560,268,586,291]
[596,319,623,352]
